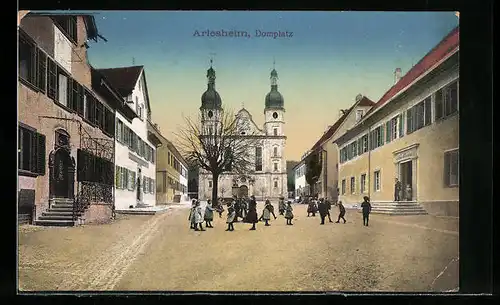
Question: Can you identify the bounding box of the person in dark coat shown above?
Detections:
[394,178,402,201]
[240,198,248,219]
[278,197,286,215]
[284,201,294,225]
[318,199,328,225]
[233,196,241,222]
[226,201,236,231]
[336,201,346,223]
[307,199,317,217]
[204,200,215,228]
[361,196,372,226]
[325,198,333,222]
[245,195,259,230]
[188,199,196,229]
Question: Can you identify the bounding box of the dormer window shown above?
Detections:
[356,110,364,122]
[273,128,278,136]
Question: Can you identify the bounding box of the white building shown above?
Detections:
[97,66,157,209]
[198,64,288,201]
[293,161,307,198]
[179,163,189,202]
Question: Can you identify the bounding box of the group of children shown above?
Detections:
[188,195,372,231]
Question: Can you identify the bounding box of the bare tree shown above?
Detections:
[174,107,258,206]
[305,151,322,197]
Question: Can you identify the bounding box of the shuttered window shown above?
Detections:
[444,149,459,187]
[18,126,46,176]
[36,49,47,93]
[47,58,57,100]
[76,149,114,185]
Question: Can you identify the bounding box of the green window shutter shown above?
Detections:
[115,166,120,188]
[36,133,46,175]
[386,121,391,143]
[443,152,450,187]
[380,125,385,145]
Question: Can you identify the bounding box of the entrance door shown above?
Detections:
[400,161,413,201]
[238,185,249,198]
[52,148,74,198]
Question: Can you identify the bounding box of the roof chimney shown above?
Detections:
[394,68,402,84]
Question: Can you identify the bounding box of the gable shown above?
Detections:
[235,109,265,136]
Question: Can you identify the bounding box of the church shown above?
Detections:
[198,63,288,201]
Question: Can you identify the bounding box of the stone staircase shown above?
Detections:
[34,198,82,227]
[359,201,428,215]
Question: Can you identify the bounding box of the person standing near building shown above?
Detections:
[226,201,236,231]
[259,199,277,226]
[361,196,372,226]
[194,200,205,231]
[336,201,346,223]
[285,201,294,225]
[307,198,317,217]
[245,195,259,230]
[394,178,402,201]
[204,199,215,228]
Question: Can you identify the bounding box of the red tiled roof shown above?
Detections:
[363,26,459,118]
[309,96,375,151]
[97,65,144,97]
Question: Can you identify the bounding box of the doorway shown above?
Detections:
[51,148,75,198]
[238,185,249,198]
[399,160,413,201]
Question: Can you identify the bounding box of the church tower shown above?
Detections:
[200,60,223,135]
[264,64,285,136]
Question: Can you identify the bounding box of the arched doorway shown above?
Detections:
[238,185,249,198]
[50,147,75,198]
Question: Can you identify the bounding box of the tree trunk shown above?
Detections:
[211,173,219,205]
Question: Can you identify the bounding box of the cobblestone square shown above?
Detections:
[18,203,458,292]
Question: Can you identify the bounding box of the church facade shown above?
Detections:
[198,64,288,201]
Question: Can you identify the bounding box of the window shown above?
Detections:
[273,146,278,157]
[407,98,432,134]
[370,126,384,150]
[95,102,104,129]
[76,85,85,116]
[53,16,78,43]
[47,58,57,100]
[274,180,278,188]
[374,170,381,192]
[406,107,415,134]
[144,177,149,193]
[115,166,121,189]
[341,179,346,195]
[255,147,263,171]
[127,170,136,191]
[104,107,115,136]
[273,128,278,136]
[350,177,355,194]
[68,79,81,112]
[208,180,213,188]
[18,126,46,175]
[116,119,123,142]
[356,109,364,121]
[435,81,458,120]
[391,116,399,141]
[85,92,95,123]
[19,33,37,86]
[360,174,366,193]
[273,162,278,172]
[444,149,459,187]
[57,70,68,107]
[76,149,114,186]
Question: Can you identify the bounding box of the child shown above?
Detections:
[260,200,277,226]
[194,200,205,231]
[285,201,294,225]
[226,201,236,231]
[278,197,286,215]
[188,199,196,229]
[336,201,346,223]
[204,200,215,228]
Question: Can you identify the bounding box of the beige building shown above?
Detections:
[307,95,375,201]
[334,27,459,216]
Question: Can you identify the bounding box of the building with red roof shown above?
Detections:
[333,26,459,216]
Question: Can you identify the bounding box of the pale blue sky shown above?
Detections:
[81,11,458,160]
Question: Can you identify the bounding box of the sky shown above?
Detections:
[85,11,459,161]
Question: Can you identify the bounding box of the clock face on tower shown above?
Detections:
[272,112,278,119]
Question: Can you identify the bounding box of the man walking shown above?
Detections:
[318,198,328,225]
[361,196,372,226]
[335,201,346,223]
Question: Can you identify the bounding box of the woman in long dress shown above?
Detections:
[285,201,294,225]
[226,201,236,231]
[204,199,215,228]
[194,200,205,231]
[245,195,259,230]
